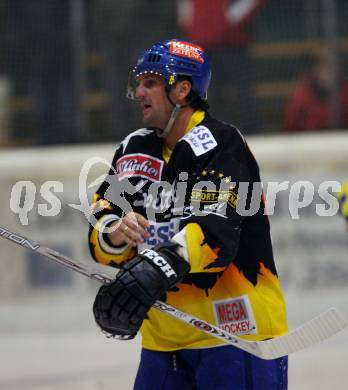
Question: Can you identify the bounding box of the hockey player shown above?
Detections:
[89,39,288,389]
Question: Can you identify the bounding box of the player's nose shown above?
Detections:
[135,84,146,99]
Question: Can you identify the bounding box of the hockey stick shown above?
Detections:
[0,224,346,360]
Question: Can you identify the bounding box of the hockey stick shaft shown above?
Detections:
[0,225,346,359]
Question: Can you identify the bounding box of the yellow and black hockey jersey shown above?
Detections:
[89,111,288,351]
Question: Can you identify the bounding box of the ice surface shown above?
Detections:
[0,289,347,389]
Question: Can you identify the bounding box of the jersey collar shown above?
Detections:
[162,110,205,163]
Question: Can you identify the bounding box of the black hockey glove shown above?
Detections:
[93,242,190,339]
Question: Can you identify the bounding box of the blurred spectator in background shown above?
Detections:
[91,0,178,141]
[4,0,78,145]
[283,56,348,132]
[90,1,140,141]
[178,0,266,134]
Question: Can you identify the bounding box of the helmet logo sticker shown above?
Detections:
[168,75,176,85]
[169,41,204,64]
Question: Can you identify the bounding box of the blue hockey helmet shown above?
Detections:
[127,39,211,100]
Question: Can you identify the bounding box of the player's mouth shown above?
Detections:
[142,103,152,116]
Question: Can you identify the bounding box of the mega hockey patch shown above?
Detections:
[182,126,218,156]
[213,295,257,335]
[116,153,164,182]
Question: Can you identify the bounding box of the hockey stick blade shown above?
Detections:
[250,307,347,359]
[0,225,346,359]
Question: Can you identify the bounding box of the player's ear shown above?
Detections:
[176,79,192,102]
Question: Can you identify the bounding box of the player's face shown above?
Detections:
[134,74,173,128]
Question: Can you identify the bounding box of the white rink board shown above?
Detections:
[0,132,347,389]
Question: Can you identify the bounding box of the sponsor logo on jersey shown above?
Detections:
[169,41,204,63]
[213,295,257,335]
[190,189,238,208]
[141,248,177,278]
[182,126,217,156]
[116,154,164,182]
[138,219,180,252]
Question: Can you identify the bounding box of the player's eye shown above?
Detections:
[143,78,158,88]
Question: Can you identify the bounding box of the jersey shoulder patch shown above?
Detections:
[181,125,218,156]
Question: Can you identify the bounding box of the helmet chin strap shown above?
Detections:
[155,88,191,139]
[156,104,181,138]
